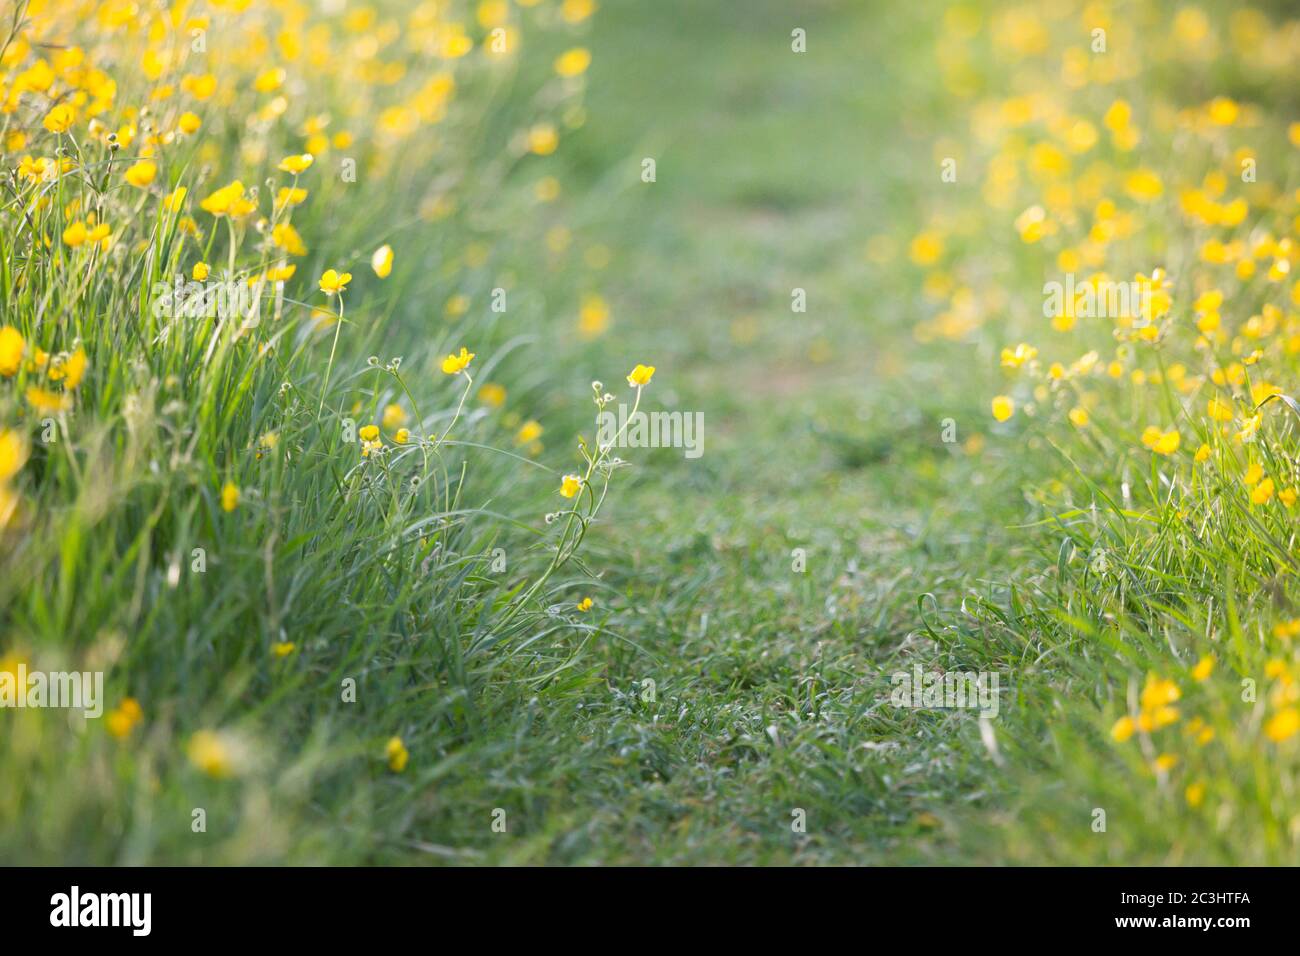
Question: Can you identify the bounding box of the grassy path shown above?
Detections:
[457,0,1034,863]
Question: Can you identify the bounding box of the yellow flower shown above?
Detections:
[1265,708,1300,742]
[1150,429,1180,456]
[1251,478,1275,505]
[271,642,296,658]
[124,160,156,187]
[479,383,507,407]
[0,326,24,376]
[163,186,188,212]
[1191,655,1214,682]
[275,187,308,210]
[192,262,209,281]
[262,264,296,284]
[25,386,71,414]
[441,347,475,375]
[991,395,1014,422]
[1206,96,1239,126]
[554,47,592,77]
[271,223,306,256]
[578,293,610,339]
[385,736,409,772]
[371,244,393,278]
[177,111,201,134]
[181,73,217,100]
[1153,753,1178,772]
[1140,674,1181,710]
[200,180,255,217]
[1000,343,1037,368]
[528,123,558,155]
[43,103,76,133]
[1185,781,1205,808]
[318,269,351,295]
[62,221,88,247]
[1125,169,1164,202]
[187,730,233,778]
[57,347,87,390]
[1206,396,1234,422]
[278,153,314,174]
[382,404,407,430]
[626,363,655,387]
[909,231,943,265]
[1068,407,1089,428]
[393,428,410,445]
[576,597,593,612]
[560,474,584,498]
[1194,443,1211,463]
[1110,715,1135,742]
[106,698,143,739]
[220,481,240,512]
[0,429,28,483]
[515,420,543,445]
[358,425,380,442]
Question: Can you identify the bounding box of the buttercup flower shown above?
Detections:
[560,474,583,498]
[278,153,314,174]
[626,363,655,387]
[441,347,475,375]
[43,103,76,133]
[124,161,156,187]
[318,269,351,295]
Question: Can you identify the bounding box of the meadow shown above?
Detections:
[1,0,1299,865]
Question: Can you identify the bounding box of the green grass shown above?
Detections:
[3,0,1300,865]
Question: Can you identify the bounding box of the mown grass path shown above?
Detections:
[475,0,1032,863]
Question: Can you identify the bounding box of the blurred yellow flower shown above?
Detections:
[220,481,240,512]
[560,474,583,498]
[528,123,558,155]
[1265,708,1300,742]
[0,429,27,482]
[26,386,71,415]
[991,395,1014,422]
[43,103,76,133]
[0,327,24,376]
[124,160,156,187]
[371,244,393,278]
[515,420,543,444]
[385,736,409,772]
[555,48,592,77]
[188,730,233,778]
[1110,715,1135,742]
[106,698,143,739]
